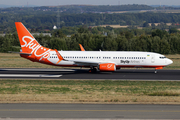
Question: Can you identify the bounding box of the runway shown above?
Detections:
[0,68,180,80]
[0,104,180,119]
[0,69,180,119]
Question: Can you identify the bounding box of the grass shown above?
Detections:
[0,80,180,103]
[0,53,60,68]
[165,54,180,69]
[0,53,180,69]
[0,53,180,104]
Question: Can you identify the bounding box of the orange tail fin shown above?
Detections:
[15,22,41,54]
[15,22,51,61]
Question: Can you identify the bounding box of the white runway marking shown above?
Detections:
[0,74,62,78]
[0,68,75,72]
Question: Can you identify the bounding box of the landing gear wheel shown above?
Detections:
[89,68,97,73]
[155,70,157,74]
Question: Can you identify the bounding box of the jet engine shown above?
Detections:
[98,63,116,71]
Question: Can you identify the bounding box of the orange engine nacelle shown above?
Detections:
[99,63,116,72]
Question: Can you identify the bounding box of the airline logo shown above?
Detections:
[21,35,51,61]
[121,60,140,64]
[121,60,130,64]
[107,63,113,69]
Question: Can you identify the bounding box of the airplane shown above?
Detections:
[15,22,173,73]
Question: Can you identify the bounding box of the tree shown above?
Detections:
[143,22,149,27]
[151,29,168,39]
[78,25,89,33]
[151,23,156,29]
[169,27,179,34]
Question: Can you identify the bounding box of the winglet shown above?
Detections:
[55,49,65,64]
[79,44,85,51]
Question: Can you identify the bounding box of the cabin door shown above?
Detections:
[151,54,155,63]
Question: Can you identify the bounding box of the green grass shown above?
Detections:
[0,80,180,96]
[0,80,180,103]
[148,92,180,96]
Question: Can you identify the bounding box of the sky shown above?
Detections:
[0,0,180,6]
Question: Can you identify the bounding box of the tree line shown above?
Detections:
[0,4,153,13]
[1,12,180,33]
[0,29,180,54]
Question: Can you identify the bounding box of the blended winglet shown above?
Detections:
[79,44,85,51]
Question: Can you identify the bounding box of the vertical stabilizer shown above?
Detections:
[15,22,51,62]
[15,22,41,54]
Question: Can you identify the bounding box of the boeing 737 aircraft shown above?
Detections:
[15,22,173,73]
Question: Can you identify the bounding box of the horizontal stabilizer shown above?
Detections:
[20,52,32,55]
[8,51,32,55]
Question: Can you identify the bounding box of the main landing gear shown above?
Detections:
[89,67,97,73]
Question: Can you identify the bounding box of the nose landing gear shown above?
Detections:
[155,67,163,74]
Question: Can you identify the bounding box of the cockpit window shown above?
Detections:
[159,56,166,59]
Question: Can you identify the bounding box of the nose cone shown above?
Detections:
[167,59,173,65]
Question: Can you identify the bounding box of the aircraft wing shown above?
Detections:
[72,60,99,66]
[55,49,113,66]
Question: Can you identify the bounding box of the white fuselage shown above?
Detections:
[47,51,173,68]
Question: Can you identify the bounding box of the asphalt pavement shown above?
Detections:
[0,68,180,80]
[0,104,180,119]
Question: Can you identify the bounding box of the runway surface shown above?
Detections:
[0,68,180,80]
[0,104,180,119]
